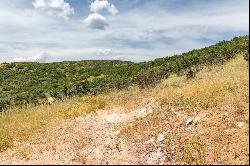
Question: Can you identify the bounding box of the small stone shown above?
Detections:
[185,117,193,126]
[145,148,164,164]
[47,96,55,104]
[157,133,165,142]
[174,112,182,117]
[114,130,120,135]
[157,147,163,152]
[146,137,155,144]
[237,122,245,128]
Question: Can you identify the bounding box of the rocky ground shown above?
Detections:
[0,99,164,164]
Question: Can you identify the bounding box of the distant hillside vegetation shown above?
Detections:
[0,36,248,110]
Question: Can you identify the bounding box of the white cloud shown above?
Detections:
[32,0,74,20]
[0,0,248,63]
[108,4,119,16]
[84,0,118,30]
[112,55,125,61]
[12,52,50,62]
[90,0,118,15]
[83,13,109,30]
[96,48,113,56]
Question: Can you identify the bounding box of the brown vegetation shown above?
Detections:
[0,54,248,164]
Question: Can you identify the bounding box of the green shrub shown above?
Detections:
[0,35,248,110]
[243,51,249,61]
[136,67,170,89]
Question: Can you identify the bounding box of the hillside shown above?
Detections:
[0,53,248,164]
[0,36,248,110]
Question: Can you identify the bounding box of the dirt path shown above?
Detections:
[0,99,159,165]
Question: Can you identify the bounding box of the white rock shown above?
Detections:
[146,137,155,144]
[157,133,165,142]
[175,111,182,117]
[237,122,245,128]
[114,130,120,136]
[47,96,55,104]
[157,147,163,152]
[185,117,193,126]
[145,148,164,164]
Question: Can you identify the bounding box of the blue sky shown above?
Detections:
[0,0,249,63]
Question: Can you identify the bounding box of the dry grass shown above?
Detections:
[0,54,248,164]
[0,95,111,152]
[0,83,150,153]
[120,54,249,164]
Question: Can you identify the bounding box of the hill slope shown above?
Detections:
[0,54,248,164]
[0,36,248,110]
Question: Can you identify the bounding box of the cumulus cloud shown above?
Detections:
[112,55,124,61]
[83,13,109,30]
[12,52,50,62]
[90,0,118,15]
[83,0,118,30]
[32,0,74,20]
[96,48,113,56]
[0,0,248,63]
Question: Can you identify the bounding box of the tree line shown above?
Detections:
[0,35,248,110]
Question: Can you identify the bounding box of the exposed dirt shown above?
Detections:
[0,99,160,165]
[0,96,248,165]
[0,56,248,165]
